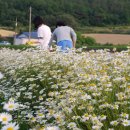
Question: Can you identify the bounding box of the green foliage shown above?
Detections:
[0,43,127,52]
[1,0,130,29]
[0,37,14,45]
[86,45,128,52]
[76,32,96,48]
[56,14,79,28]
[0,45,35,50]
[84,36,96,45]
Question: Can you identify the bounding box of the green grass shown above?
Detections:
[0,43,128,52]
[0,45,35,50]
[77,25,130,34]
[86,45,128,52]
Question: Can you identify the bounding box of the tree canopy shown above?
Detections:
[0,0,130,29]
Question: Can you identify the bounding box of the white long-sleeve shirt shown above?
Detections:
[37,24,51,50]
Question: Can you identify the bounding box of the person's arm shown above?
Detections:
[70,28,77,48]
[48,32,57,50]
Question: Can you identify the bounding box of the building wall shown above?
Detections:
[14,38,38,45]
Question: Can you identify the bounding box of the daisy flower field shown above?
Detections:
[0,48,130,130]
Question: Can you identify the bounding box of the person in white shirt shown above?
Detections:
[33,16,51,50]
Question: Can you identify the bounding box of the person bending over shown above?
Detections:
[49,21,77,51]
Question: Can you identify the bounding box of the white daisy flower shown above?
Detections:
[36,112,45,119]
[0,72,4,79]
[3,101,19,111]
[39,127,45,130]
[98,115,107,121]
[81,113,90,122]
[81,94,91,100]
[122,119,130,126]
[46,126,60,130]
[1,122,19,130]
[92,125,101,130]
[0,112,12,124]
[110,121,119,126]
[120,113,129,119]
[67,122,77,129]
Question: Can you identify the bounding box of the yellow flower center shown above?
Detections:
[128,86,130,89]
[49,109,54,115]
[7,127,14,130]
[31,117,36,121]
[56,116,61,122]
[38,113,43,116]
[2,117,7,121]
[9,105,14,109]
[89,83,96,87]
[125,76,130,80]
[39,127,45,130]
[84,113,89,117]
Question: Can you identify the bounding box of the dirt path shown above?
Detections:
[0,29,15,37]
[83,34,130,45]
